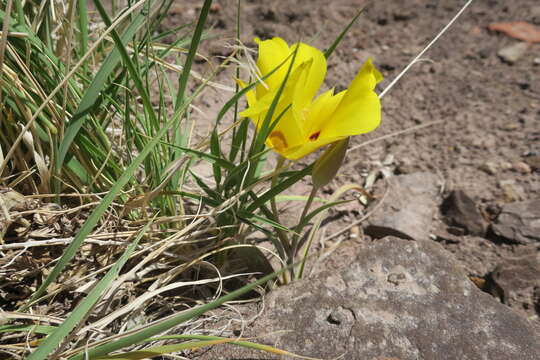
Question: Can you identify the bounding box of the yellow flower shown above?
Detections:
[240,37,383,160]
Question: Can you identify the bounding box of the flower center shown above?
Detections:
[269,131,288,152]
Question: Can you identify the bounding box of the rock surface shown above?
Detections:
[491,199,540,244]
[198,237,540,360]
[442,190,488,236]
[365,172,440,240]
[490,244,540,318]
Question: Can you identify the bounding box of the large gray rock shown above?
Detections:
[199,237,540,360]
[365,172,440,240]
[491,199,540,244]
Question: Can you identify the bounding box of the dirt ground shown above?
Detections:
[169,0,540,321]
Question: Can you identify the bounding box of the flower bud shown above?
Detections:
[312,137,349,188]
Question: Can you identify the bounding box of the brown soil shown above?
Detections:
[170,0,540,321]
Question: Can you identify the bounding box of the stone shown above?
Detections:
[500,161,514,171]
[497,42,529,64]
[479,161,498,175]
[490,245,540,319]
[531,5,540,25]
[491,199,540,244]
[525,155,540,171]
[365,172,440,240]
[500,182,526,202]
[513,161,532,174]
[198,237,540,360]
[500,121,520,131]
[442,190,488,236]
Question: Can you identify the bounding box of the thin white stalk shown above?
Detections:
[379,0,475,99]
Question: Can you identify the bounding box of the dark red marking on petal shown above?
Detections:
[309,131,321,141]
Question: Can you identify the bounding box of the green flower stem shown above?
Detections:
[292,185,318,257]
[298,186,318,230]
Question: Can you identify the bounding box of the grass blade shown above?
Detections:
[245,164,313,214]
[56,0,150,176]
[96,334,313,360]
[324,5,366,59]
[210,129,222,186]
[170,0,213,188]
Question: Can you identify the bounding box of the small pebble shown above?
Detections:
[497,42,529,64]
[500,183,526,202]
[480,161,498,175]
[500,161,513,171]
[350,226,361,240]
[500,122,520,131]
[513,161,532,174]
[525,155,540,171]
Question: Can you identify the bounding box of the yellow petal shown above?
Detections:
[240,61,311,154]
[303,88,344,136]
[322,92,381,138]
[255,37,291,98]
[341,58,382,103]
[282,132,345,160]
[240,61,309,121]
[290,43,327,118]
[320,59,382,138]
[266,111,305,156]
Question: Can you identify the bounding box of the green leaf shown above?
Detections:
[95,339,238,359]
[56,1,150,172]
[324,6,366,59]
[229,118,249,162]
[238,211,295,234]
[0,324,56,335]
[95,335,307,360]
[164,142,235,170]
[210,129,222,186]
[170,0,213,189]
[294,199,351,235]
[190,170,223,202]
[245,164,313,214]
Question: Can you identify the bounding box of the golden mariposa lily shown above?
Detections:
[240,37,383,160]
